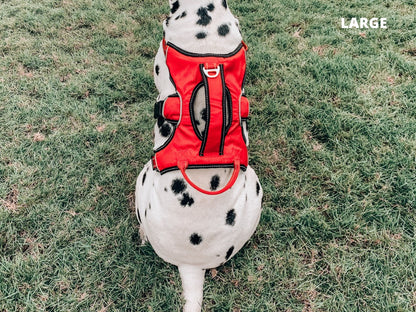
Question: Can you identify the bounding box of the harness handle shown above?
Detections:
[178,160,240,195]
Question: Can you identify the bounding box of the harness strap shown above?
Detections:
[199,63,226,156]
[178,159,240,195]
[154,94,181,121]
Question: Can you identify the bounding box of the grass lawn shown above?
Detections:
[1,0,415,311]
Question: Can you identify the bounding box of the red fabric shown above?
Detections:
[162,96,181,121]
[203,63,224,155]
[153,42,249,173]
[240,96,249,119]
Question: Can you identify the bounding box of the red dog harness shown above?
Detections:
[152,40,249,195]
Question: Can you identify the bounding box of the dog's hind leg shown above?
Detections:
[138,225,148,246]
[178,265,206,312]
[135,189,147,246]
[135,162,152,246]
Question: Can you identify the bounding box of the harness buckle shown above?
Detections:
[202,65,220,78]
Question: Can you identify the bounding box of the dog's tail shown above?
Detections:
[178,265,206,312]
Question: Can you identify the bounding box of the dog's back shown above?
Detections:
[135,1,262,311]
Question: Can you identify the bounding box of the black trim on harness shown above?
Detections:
[153,120,178,153]
[157,164,248,175]
[166,42,244,58]
[225,87,232,132]
[199,64,210,157]
[219,65,232,155]
[219,65,226,155]
[189,82,205,141]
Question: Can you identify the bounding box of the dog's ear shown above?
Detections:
[168,0,180,14]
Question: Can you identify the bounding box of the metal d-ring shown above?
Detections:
[203,65,220,78]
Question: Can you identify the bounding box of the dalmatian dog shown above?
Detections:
[135,1,262,311]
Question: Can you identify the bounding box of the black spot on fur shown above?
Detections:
[164,187,168,192]
[142,172,147,185]
[210,175,220,191]
[148,203,151,210]
[180,192,194,207]
[155,64,160,75]
[160,123,171,137]
[207,3,215,11]
[235,21,241,34]
[175,11,187,20]
[256,182,260,196]
[171,1,180,14]
[165,16,171,26]
[226,209,236,226]
[218,24,230,36]
[171,178,186,194]
[196,7,212,26]
[225,246,234,260]
[196,32,207,39]
[222,0,228,8]
[190,233,202,245]
[201,108,207,121]
[137,209,141,223]
[145,209,147,217]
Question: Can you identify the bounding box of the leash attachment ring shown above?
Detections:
[202,65,220,78]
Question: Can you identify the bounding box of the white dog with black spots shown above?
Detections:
[135,1,262,311]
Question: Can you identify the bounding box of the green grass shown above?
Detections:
[1,0,415,311]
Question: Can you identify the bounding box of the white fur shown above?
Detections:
[135,1,262,311]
